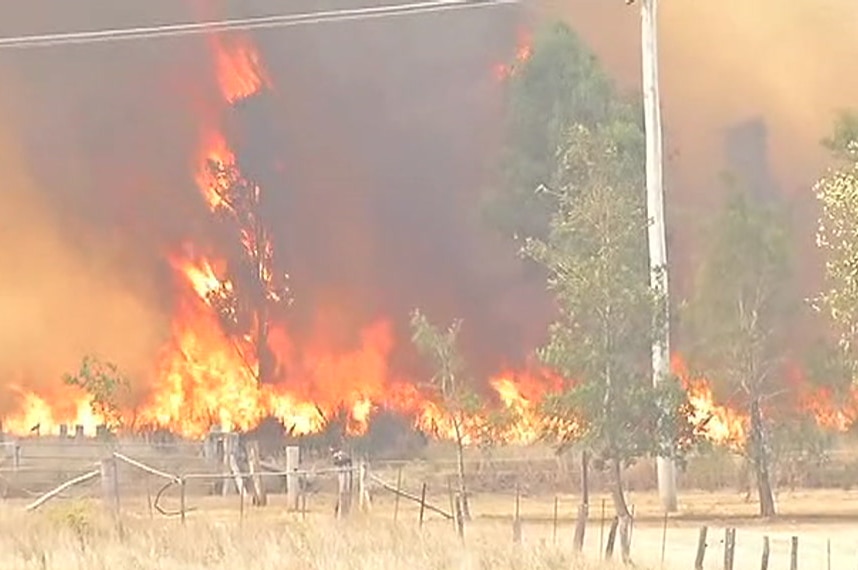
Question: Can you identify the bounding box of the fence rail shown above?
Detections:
[4,439,856,569]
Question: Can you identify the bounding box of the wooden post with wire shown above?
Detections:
[246,440,267,507]
[418,482,427,528]
[336,467,352,519]
[100,456,120,516]
[285,446,300,511]
[358,461,371,512]
[694,526,707,570]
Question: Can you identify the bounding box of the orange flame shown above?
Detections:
[209,34,271,105]
[671,355,748,446]
[494,29,533,81]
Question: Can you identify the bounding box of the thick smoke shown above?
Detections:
[3,0,853,416]
[542,0,858,296]
[0,124,167,417]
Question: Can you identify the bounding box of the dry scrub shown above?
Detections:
[0,501,637,570]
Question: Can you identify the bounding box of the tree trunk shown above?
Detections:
[253,215,273,386]
[749,398,776,517]
[453,417,471,520]
[573,450,590,551]
[609,456,633,563]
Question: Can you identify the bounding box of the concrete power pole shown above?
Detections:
[639,0,677,512]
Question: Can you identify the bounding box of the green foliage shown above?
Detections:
[487,21,628,238]
[682,189,792,403]
[63,356,131,432]
[769,416,834,488]
[813,142,858,372]
[822,111,858,161]
[522,120,697,467]
[409,310,470,412]
[409,309,518,444]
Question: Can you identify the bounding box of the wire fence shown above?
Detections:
[2,436,858,569]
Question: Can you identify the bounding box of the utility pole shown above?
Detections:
[637,0,677,511]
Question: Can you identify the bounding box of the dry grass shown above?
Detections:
[0,500,638,570]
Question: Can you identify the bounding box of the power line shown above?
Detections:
[0,0,518,50]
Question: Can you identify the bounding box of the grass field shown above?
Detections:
[0,501,629,570]
[3,486,858,569]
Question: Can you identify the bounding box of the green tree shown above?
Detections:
[522,120,697,559]
[409,309,501,521]
[63,356,133,433]
[486,22,620,238]
[682,189,794,517]
[813,136,858,373]
[821,111,858,161]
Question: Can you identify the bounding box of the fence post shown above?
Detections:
[13,442,21,471]
[761,536,770,570]
[790,536,798,570]
[694,526,708,570]
[285,446,300,511]
[723,528,736,570]
[358,461,371,512]
[180,477,186,525]
[454,495,465,542]
[552,495,559,544]
[100,457,120,515]
[418,482,427,528]
[512,482,522,544]
[393,467,403,522]
[660,510,669,566]
[246,440,266,507]
[336,468,352,519]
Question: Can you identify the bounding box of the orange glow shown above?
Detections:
[494,29,533,81]
[671,355,747,447]
[799,385,858,431]
[209,34,271,105]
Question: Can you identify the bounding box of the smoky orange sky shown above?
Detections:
[546,0,858,192]
[543,0,858,291]
[0,104,167,416]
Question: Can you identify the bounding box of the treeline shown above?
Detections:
[411,21,858,527]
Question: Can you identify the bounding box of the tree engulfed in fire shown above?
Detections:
[3,29,858,448]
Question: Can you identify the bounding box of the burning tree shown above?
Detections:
[203,158,291,385]
[682,188,796,517]
[521,118,696,560]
